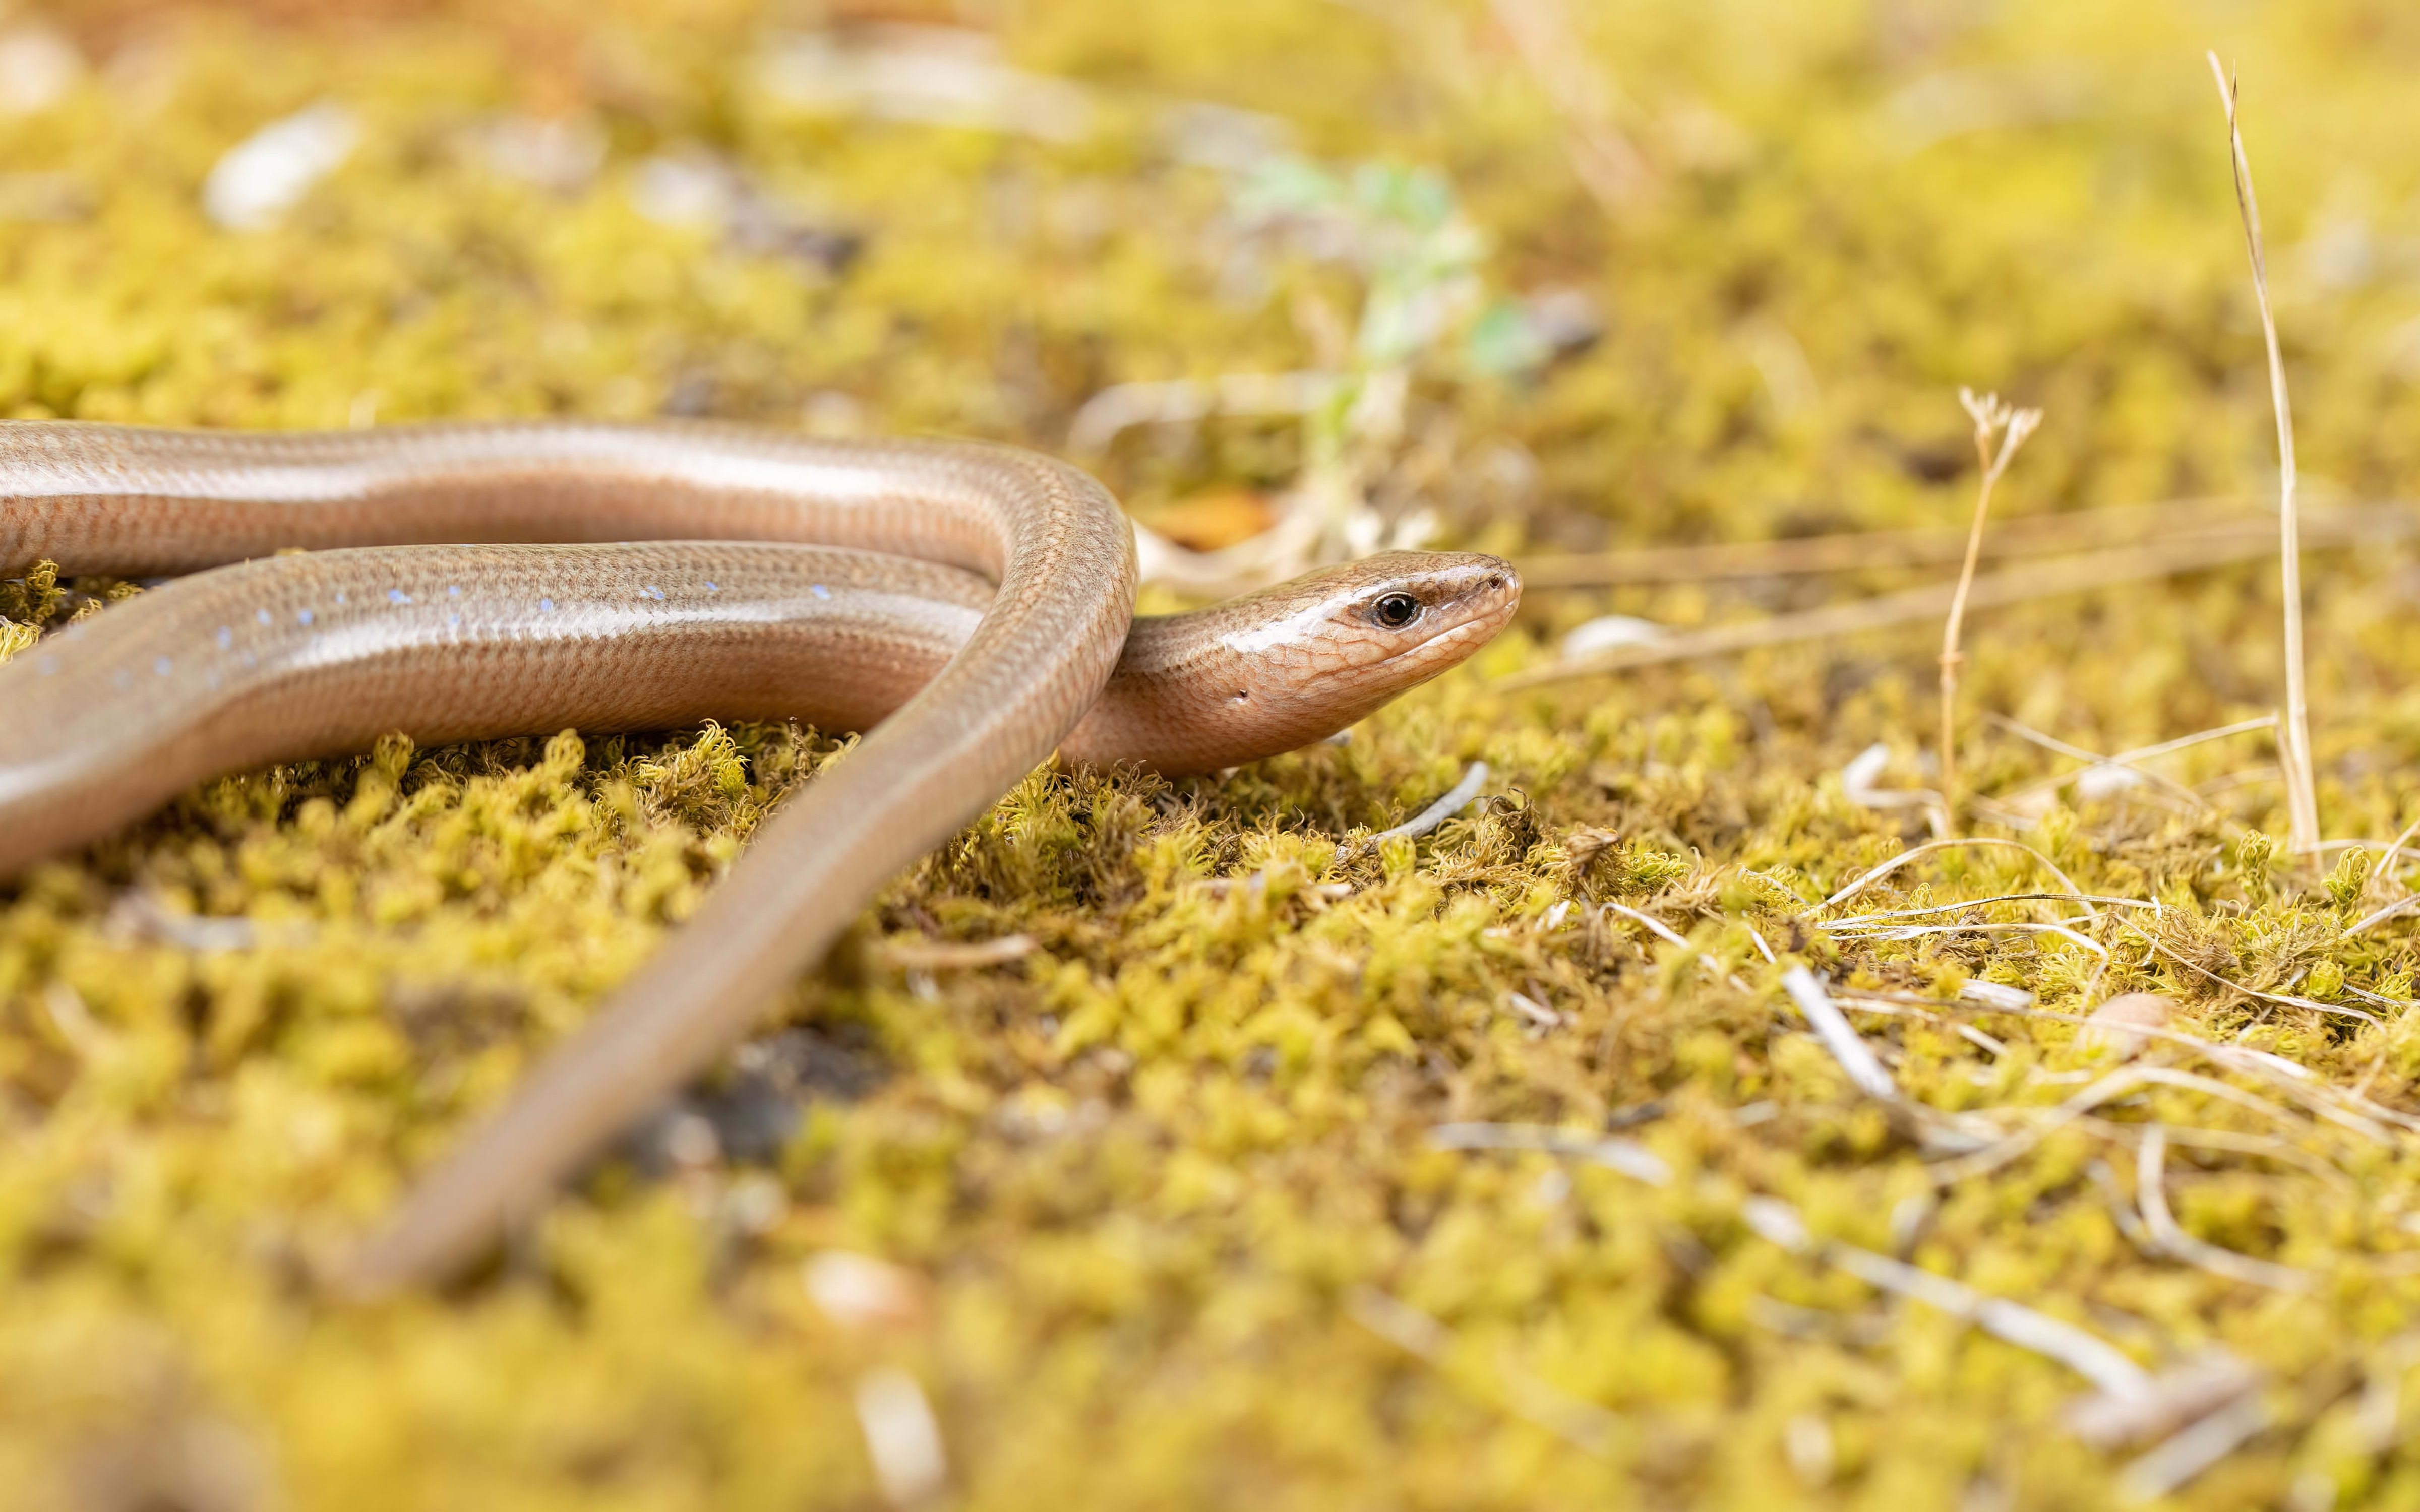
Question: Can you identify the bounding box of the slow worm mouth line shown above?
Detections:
[0,419,1519,1294]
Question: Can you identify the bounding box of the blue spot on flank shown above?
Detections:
[334,591,347,605]
[704,582,719,593]
[256,608,272,625]
[297,608,314,626]
[215,626,233,650]
[645,585,664,600]
[449,613,462,628]
[154,656,172,676]
[388,589,411,604]
[539,598,555,612]
[448,585,461,598]
[811,584,831,599]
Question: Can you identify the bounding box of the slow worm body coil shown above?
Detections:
[0,419,1518,1290]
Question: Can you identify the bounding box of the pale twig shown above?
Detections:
[1988,715,2276,810]
[1606,916,1969,1137]
[1941,389,2042,826]
[854,1368,949,1507]
[1065,370,1339,455]
[1960,978,2037,1011]
[1500,507,2416,689]
[1820,838,2097,916]
[2068,1349,2265,1453]
[1368,762,1490,845]
[2316,839,2420,863]
[2196,767,2283,800]
[1828,989,2408,1140]
[1600,914,1998,1149]
[2355,1332,2420,1453]
[1781,965,1898,1100]
[1838,741,1948,836]
[1512,496,2272,588]
[2344,894,2420,940]
[1982,713,2215,812]
[2069,1115,2353,1195]
[1958,1023,2011,1056]
[2209,53,2319,852]
[1596,901,1752,994]
[2108,914,2382,1027]
[1831,891,2153,923]
[2362,809,2420,902]
[1597,899,1699,954]
[1821,919,2110,958]
[2138,1124,2316,1292]
[876,933,1035,971]
[1427,1122,1672,1185]
[2115,1389,2271,1501]
[2074,716,2282,766]
[1741,1196,2154,1400]
[1924,1065,2324,1187]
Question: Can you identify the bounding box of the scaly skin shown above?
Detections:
[0,420,1520,1292]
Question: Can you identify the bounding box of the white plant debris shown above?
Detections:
[203,101,358,231]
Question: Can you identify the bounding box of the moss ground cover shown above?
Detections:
[12,1,2420,1506]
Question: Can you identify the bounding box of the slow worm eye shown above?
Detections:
[1370,592,1421,629]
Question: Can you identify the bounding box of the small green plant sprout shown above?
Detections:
[2323,847,2372,914]
[1938,387,2041,829]
[1080,154,1549,589]
[2236,827,2278,901]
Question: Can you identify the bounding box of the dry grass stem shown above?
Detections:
[1595,901,1754,993]
[1819,838,2095,914]
[1781,965,1898,1100]
[2067,1350,2264,1453]
[1982,713,2216,812]
[1426,1122,1672,1185]
[1830,890,2146,921]
[1501,512,2414,688]
[875,933,1036,971]
[2209,52,2320,852]
[1512,495,2276,588]
[2363,808,2420,902]
[1821,919,2109,956]
[1484,0,1655,211]
[2114,1390,2272,1502]
[1922,1067,2238,1187]
[1987,716,2276,811]
[1939,389,2042,826]
[1931,1058,2363,1191]
[2109,914,2382,1026]
[1832,991,2407,1140]
[1740,1198,2156,1400]
[1367,761,1491,844]
[2138,1126,2316,1292]
[2069,1117,2352,1195]
[2355,1335,2420,1453]
[2343,893,2420,940]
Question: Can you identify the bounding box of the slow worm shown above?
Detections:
[0,420,1519,1291]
